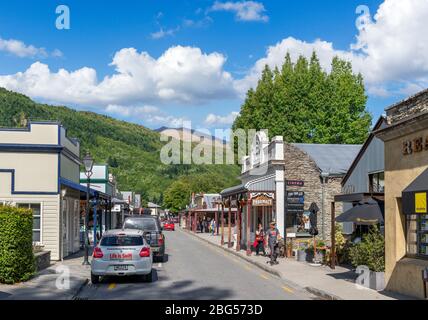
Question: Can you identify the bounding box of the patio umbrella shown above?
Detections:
[308,202,319,236]
[336,198,383,225]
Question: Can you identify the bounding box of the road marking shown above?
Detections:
[158,263,162,268]
[260,274,269,280]
[282,286,294,294]
[108,283,116,290]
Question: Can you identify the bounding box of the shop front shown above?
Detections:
[375,88,428,299]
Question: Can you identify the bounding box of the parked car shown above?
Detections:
[163,220,175,231]
[123,216,166,262]
[91,229,153,284]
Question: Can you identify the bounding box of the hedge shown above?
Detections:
[0,206,35,284]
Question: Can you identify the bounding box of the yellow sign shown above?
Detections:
[415,192,427,213]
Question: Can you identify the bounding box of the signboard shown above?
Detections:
[286,180,304,187]
[415,192,427,213]
[251,193,274,207]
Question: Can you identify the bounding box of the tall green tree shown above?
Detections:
[233,52,371,144]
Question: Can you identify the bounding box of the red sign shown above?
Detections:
[110,253,132,260]
[286,180,304,187]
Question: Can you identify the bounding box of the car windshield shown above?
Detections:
[124,218,159,232]
[100,235,143,247]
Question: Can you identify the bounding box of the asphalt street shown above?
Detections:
[75,227,316,300]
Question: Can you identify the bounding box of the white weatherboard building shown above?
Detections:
[0,121,86,260]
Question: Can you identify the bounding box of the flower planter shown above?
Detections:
[369,271,385,291]
[305,250,325,263]
[34,251,51,272]
[297,250,307,262]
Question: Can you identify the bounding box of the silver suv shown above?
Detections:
[91,229,153,284]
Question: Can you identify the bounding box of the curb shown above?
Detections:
[181,227,341,300]
[71,278,89,300]
[305,286,342,300]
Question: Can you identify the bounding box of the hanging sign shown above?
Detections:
[286,180,304,187]
[251,192,274,207]
[415,192,427,213]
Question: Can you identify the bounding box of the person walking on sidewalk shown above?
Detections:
[210,219,216,236]
[266,221,281,265]
[255,223,266,256]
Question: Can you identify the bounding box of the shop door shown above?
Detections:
[61,199,69,258]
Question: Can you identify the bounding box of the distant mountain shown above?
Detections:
[156,126,229,148]
[0,88,240,205]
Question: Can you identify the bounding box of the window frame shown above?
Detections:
[368,171,385,193]
[16,202,42,244]
[405,213,428,260]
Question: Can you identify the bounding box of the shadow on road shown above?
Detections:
[94,268,233,300]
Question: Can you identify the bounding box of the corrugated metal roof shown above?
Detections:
[292,143,362,175]
[203,194,221,209]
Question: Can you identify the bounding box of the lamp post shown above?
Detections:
[82,151,94,266]
[320,171,330,241]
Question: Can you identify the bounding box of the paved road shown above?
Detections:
[75,227,315,300]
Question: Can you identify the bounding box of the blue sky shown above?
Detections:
[0,0,426,133]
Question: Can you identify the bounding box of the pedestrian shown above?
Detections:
[255,223,266,256]
[210,219,216,236]
[266,221,281,265]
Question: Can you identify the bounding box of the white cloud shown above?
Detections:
[204,111,239,126]
[210,1,269,22]
[0,37,62,58]
[150,27,179,39]
[236,0,428,97]
[0,46,236,106]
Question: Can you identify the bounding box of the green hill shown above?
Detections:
[0,88,240,208]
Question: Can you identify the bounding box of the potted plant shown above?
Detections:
[306,240,327,263]
[349,226,385,291]
[297,244,307,262]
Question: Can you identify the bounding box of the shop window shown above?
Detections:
[369,172,385,193]
[17,203,41,243]
[406,214,428,258]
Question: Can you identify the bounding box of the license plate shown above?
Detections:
[114,265,128,271]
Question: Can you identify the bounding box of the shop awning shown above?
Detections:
[336,198,384,225]
[220,184,247,198]
[402,168,428,215]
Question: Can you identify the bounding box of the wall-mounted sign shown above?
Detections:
[251,192,274,207]
[286,180,304,187]
[403,137,428,155]
[415,192,427,213]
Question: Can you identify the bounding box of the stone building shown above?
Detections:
[221,131,361,254]
[283,143,361,242]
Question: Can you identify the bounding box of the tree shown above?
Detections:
[233,52,372,144]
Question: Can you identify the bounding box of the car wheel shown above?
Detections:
[144,270,153,282]
[91,273,99,284]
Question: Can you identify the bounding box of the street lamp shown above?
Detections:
[320,171,330,241]
[83,151,94,266]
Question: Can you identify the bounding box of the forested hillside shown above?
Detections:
[0,88,240,208]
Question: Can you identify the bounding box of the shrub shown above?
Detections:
[349,226,385,272]
[0,206,35,284]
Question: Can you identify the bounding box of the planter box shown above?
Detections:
[355,266,385,291]
[297,250,307,262]
[305,250,325,263]
[369,271,385,291]
[34,251,51,272]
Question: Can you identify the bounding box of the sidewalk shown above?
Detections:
[182,228,414,300]
[0,250,90,300]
